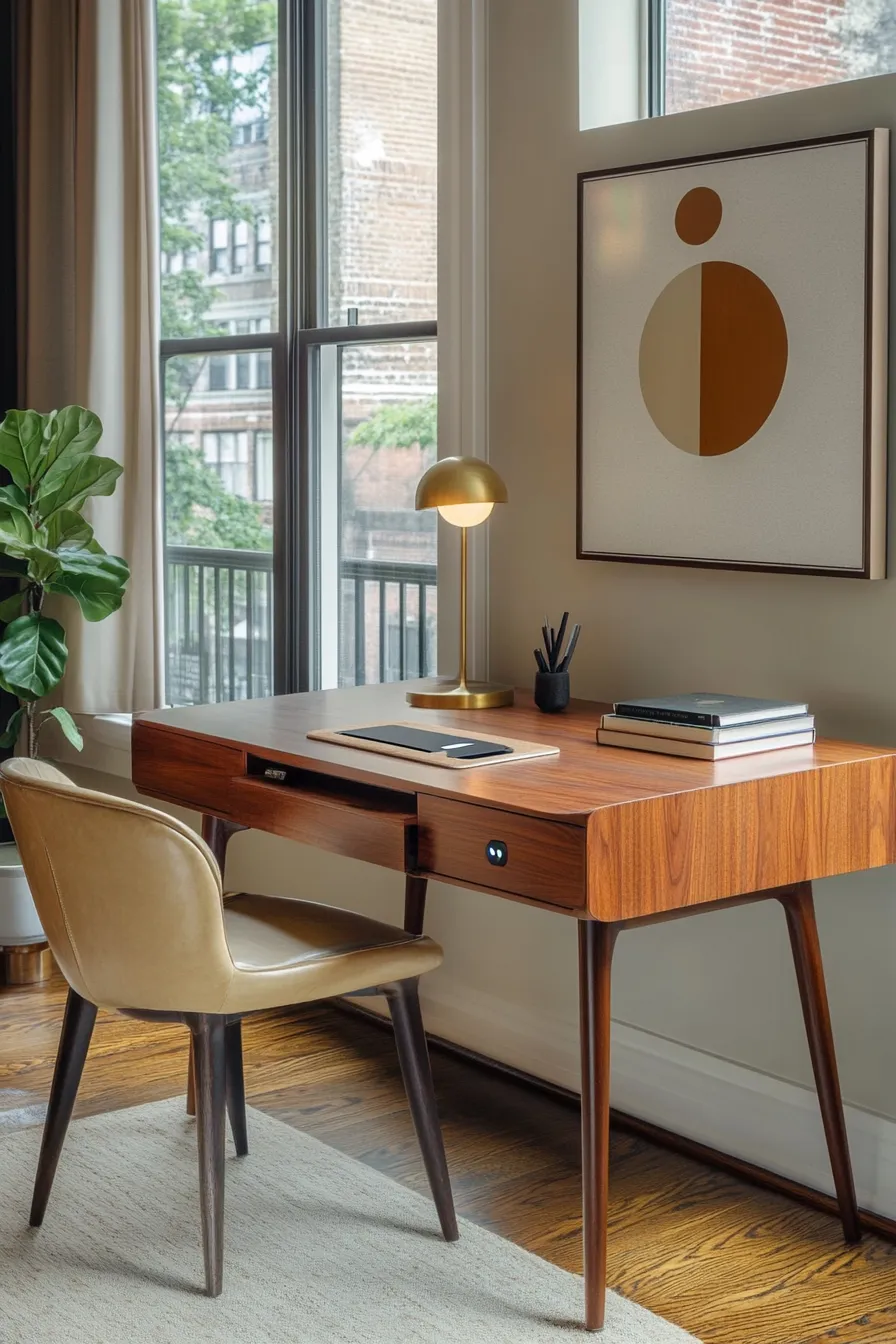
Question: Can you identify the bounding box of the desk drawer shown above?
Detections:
[417,795,586,910]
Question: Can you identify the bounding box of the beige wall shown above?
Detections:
[487,0,896,1115]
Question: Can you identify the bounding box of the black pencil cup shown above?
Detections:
[534,670,569,714]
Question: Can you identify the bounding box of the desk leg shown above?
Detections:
[404,875,428,935]
[779,882,861,1243]
[579,919,618,1333]
[187,816,246,1118]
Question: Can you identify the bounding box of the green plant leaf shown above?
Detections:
[0,484,30,517]
[0,410,44,488]
[37,452,123,520]
[0,612,68,700]
[40,706,83,752]
[46,549,129,622]
[45,509,95,552]
[39,406,103,481]
[0,588,24,625]
[0,706,23,749]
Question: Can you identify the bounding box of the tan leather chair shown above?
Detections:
[0,758,457,1296]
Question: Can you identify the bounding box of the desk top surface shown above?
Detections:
[136,681,896,823]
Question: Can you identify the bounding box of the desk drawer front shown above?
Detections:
[417,796,586,910]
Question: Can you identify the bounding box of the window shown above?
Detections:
[232,221,249,272]
[203,431,251,499]
[209,218,229,274]
[255,431,273,503]
[158,0,438,706]
[656,0,896,116]
[208,355,229,392]
[255,216,271,270]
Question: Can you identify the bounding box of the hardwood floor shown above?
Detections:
[1,971,895,1343]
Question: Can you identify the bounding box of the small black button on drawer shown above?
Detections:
[486,839,508,867]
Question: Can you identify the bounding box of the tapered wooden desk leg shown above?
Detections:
[404,874,428,935]
[579,919,618,1332]
[779,882,861,1243]
[187,816,245,1118]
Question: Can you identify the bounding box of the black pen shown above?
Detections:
[558,624,580,673]
[555,612,569,665]
[534,648,549,673]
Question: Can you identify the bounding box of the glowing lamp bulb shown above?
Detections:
[436,501,494,527]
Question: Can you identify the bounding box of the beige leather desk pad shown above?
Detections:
[307,722,560,769]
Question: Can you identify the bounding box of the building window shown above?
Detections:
[255,216,271,270]
[203,431,250,499]
[232,220,249,272]
[655,0,896,117]
[158,0,438,706]
[209,218,229,273]
[255,431,273,503]
[208,355,229,392]
[236,352,252,390]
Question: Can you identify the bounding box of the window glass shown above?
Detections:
[163,353,274,704]
[323,338,437,686]
[664,1,896,114]
[157,1,278,336]
[325,0,437,326]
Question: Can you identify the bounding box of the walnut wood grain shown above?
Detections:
[417,794,586,910]
[133,684,896,922]
[590,752,896,919]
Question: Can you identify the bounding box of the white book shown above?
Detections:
[597,729,816,761]
[600,713,815,745]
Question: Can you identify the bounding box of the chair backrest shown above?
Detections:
[0,758,237,1012]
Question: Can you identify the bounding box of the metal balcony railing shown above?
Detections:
[165,545,437,706]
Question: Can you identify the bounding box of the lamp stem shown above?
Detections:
[458,525,468,690]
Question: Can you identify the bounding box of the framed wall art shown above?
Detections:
[577,130,889,578]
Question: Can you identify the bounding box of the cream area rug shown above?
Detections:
[0,1099,700,1343]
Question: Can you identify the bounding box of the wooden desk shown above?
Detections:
[132,683,896,1332]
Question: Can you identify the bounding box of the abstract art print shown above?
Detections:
[577,131,889,577]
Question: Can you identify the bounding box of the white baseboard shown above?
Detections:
[404,977,896,1221]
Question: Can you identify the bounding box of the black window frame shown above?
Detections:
[159,0,437,701]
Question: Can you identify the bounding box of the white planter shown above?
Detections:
[0,843,43,945]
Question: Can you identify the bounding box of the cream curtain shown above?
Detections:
[17,0,163,713]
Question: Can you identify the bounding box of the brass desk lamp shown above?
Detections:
[407,456,514,709]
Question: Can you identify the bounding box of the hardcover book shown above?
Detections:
[599,713,814,745]
[597,728,816,760]
[612,693,809,728]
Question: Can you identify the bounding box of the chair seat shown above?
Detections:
[219,893,442,1014]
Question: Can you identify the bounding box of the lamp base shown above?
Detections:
[406,680,515,710]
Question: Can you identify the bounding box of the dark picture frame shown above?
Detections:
[576,130,889,579]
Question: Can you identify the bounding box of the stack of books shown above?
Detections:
[597,693,815,761]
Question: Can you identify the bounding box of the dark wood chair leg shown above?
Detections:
[778,882,861,1243]
[186,1036,197,1117]
[579,919,617,1333]
[225,1018,248,1157]
[31,987,98,1227]
[385,978,458,1242]
[187,815,245,1116]
[403,874,428,935]
[187,1013,227,1297]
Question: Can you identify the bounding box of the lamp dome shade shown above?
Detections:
[415,456,508,512]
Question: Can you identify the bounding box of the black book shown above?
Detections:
[612,693,809,729]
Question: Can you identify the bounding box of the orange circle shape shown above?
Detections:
[639,260,788,457]
[675,187,723,245]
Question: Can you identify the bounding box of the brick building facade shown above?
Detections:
[665,0,874,114]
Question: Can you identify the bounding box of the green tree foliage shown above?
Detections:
[158,0,276,553]
[349,396,438,451]
[165,440,271,551]
[157,0,276,340]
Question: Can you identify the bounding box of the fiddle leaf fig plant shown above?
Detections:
[0,406,130,758]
